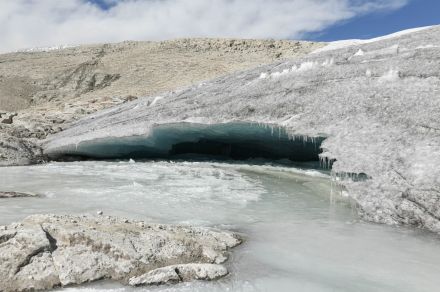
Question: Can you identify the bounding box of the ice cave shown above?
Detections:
[56,122,325,163]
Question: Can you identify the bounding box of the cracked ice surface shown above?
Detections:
[44,26,440,232]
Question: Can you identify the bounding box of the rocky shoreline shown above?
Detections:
[0,214,241,291]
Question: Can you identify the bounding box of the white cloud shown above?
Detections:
[0,0,409,52]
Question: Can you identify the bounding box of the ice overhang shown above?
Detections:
[46,122,325,163]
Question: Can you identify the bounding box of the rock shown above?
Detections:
[1,112,17,124]
[124,95,138,102]
[0,133,44,166]
[129,263,228,286]
[0,222,60,291]
[0,214,241,292]
[50,117,65,124]
[0,191,39,198]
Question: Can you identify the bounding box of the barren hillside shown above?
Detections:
[0,39,321,111]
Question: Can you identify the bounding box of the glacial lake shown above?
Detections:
[1,160,440,292]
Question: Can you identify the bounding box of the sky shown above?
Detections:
[309,0,440,41]
[0,0,438,52]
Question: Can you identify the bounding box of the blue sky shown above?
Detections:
[89,0,115,10]
[309,0,440,41]
[86,0,439,41]
[0,0,439,52]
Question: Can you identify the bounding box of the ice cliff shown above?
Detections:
[44,26,440,233]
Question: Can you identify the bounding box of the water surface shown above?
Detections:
[1,161,439,292]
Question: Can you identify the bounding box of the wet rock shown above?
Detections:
[0,191,39,198]
[129,263,228,286]
[0,133,44,166]
[0,214,241,292]
[1,112,17,124]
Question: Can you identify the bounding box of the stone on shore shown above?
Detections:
[0,214,241,292]
[0,191,39,198]
[128,263,228,286]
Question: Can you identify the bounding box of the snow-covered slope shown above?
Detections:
[313,25,435,53]
[44,26,440,233]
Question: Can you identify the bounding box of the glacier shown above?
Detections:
[44,26,440,233]
[48,122,324,162]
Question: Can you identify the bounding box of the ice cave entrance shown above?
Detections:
[61,123,325,164]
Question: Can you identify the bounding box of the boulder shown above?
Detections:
[0,214,241,291]
[1,112,17,124]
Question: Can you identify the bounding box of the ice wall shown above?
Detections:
[55,122,324,162]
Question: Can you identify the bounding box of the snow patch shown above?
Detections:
[270,69,290,78]
[416,44,440,49]
[378,69,400,83]
[261,60,322,80]
[366,69,372,77]
[313,26,434,53]
[321,58,334,67]
[17,45,78,53]
[293,61,318,72]
[259,72,269,79]
[149,96,163,107]
[354,49,365,57]
[350,45,399,61]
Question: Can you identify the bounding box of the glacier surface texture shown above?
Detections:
[44,26,440,233]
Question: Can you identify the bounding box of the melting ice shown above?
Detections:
[1,161,440,292]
